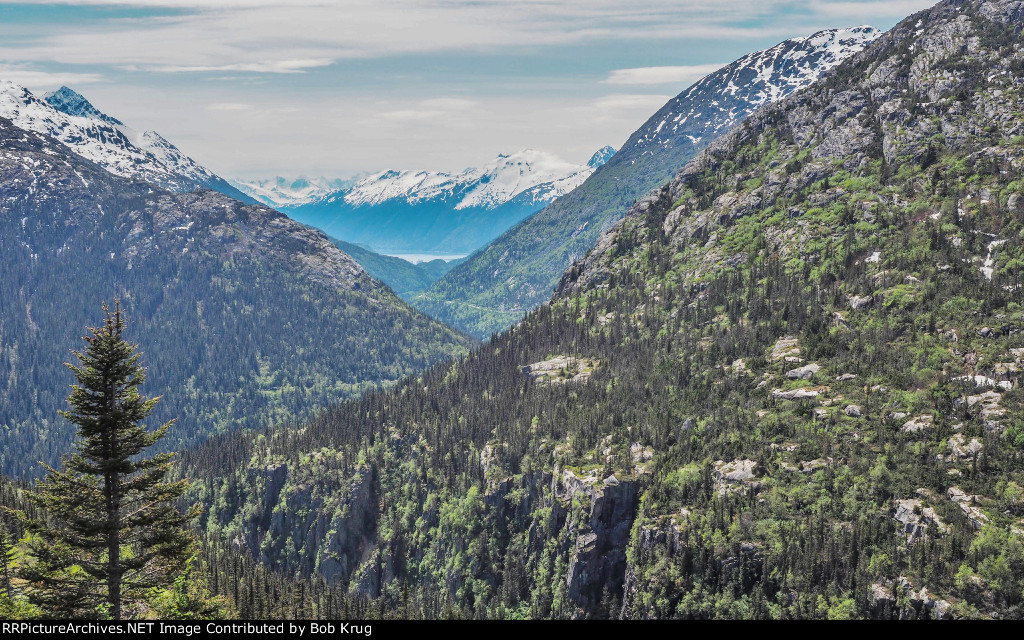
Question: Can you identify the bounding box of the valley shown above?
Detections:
[0,0,1022,622]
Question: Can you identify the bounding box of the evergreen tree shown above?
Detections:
[0,519,13,599]
[17,301,195,619]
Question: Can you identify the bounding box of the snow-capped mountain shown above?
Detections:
[284,147,615,254]
[329,147,612,211]
[587,145,616,169]
[415,26,881,338]
[234,147,615,214]
[619,26,880,165]
[228,175,359,209]
[0,82,252,202]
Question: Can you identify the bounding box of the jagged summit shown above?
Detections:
[588,145,616,169]
[617,26,880,166]
[250,147,618,254]
[233,147,614,213]
[43,85,124,125]
[0,81,252,202]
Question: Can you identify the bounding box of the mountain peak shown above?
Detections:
[588,146,616,169]
[43,85,124,126]
[0,81,251,201]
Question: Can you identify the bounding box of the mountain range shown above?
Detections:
[228,175,361,209]
[243,147,615,255]
[414,26,882,338]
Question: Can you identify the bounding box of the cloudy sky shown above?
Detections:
[0,1,936,179]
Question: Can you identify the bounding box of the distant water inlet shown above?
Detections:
[383,253,468,264]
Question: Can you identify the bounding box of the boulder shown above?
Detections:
[786,363,821,380]
[772,388,820,400]
[845,404,862,417]
[901,415,934,433]
[770,336,801,361]
[849,294,873,310]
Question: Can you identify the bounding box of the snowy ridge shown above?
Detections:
[308,147,614,212]
[622,26,880,163]
[229,175,358,209]
[0,82,232,194]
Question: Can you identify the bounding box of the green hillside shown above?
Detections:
[184,0,1024,620]
[0,118,473,479]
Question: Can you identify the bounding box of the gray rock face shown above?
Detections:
[772,388,820,400]
[901,415,934,433]
[786,363,821,379]
[893,497,948,543]
[948,486,990,530]
[237,463,379,588]
[849,295,874,310]
[845,404,863,417]
[870,583,894,610]
[943,433,983,460]
[890,576,955,620]
[770,336,802,361]
[558,473,641,617]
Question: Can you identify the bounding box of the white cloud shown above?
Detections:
[805,0,936,21]
[377,97,481,123]
[604,64,726,86]
[0,65,105,89]
[5,0,940,177]
[147,59,334,74]
[419,98,479,111]
[0,1,846,74]
[207,102,254,111]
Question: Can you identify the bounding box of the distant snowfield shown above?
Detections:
[383,253,468,264]
[234,146,616,213]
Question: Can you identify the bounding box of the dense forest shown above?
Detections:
[0,120,472,479]
[179,0,1024,619]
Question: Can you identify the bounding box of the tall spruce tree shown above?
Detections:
[0,519,13,599]
[18,301,195,619]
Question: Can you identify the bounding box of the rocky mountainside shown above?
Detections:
[186,0,1024,620]
[415,27,880,338]
[0,114,473,479]
[281,148,614,255]
[0,83,254,203]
